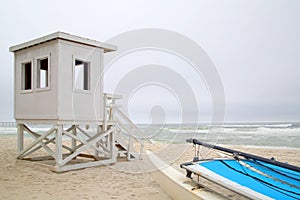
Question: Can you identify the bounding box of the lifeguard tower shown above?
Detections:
[9,32,146,172]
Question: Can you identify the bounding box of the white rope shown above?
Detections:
[238,159,300,190]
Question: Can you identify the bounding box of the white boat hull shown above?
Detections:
[147,150,226,200]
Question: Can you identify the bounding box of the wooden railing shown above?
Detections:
[103,93,151,160]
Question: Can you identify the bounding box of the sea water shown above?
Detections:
[0,122,299,148]
[140,122,300,148]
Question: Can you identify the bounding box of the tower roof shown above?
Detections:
[9,31,117,53]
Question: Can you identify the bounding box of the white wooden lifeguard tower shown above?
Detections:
[9,32,146,172]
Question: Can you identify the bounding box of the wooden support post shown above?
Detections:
[110,128,115,159]
[56,125,63,165]
[71,125,77,151]
[17,124,24,154]
[127,137,133,160]
[95,125,102,156]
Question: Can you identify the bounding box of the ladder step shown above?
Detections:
[115,143,126,151]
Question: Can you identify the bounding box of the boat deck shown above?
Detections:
[182,159,300,200]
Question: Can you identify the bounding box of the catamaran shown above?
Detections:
[148,139,300,200]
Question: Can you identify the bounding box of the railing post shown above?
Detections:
[140,142,144,160]
[103,93,107,131]
[110,97,116,121]
[110,129,116,159]
[103,93,147,160]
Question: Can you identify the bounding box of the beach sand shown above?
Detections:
[0,137,299,200]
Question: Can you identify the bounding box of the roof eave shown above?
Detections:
[9,31,117,53]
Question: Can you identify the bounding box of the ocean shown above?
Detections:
[0,122,299,149]
[140,122,300,148]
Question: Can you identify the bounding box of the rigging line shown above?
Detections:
[219,160,300,199]
[222,159,300,199]
[236,159,300,200]
[237,161,300,200]
[237,159,300,190]
[251,159,300,182]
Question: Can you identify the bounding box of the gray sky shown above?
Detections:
[1,0,299,122]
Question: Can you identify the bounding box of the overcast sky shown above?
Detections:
[0,0,299,123]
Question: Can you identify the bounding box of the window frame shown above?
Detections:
[36,54,51,92]
[73,57,91,93]
[21,59,33,93]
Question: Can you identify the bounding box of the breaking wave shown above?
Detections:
[222,123,293,128]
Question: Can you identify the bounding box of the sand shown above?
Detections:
[0,136,299,200]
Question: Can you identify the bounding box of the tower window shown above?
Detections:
[21,62,32,91]
[74,59,90,91]
[37,58,49,89]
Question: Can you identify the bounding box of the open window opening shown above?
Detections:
[37,58,49,89]
[74,59,90,91]
[21,62,32,91]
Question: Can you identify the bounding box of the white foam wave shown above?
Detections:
[0,127,17,135]
[222,123,293,128]
[168,128,207,134]
[255,127,300,135]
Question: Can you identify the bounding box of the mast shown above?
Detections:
[187,138,300,173]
